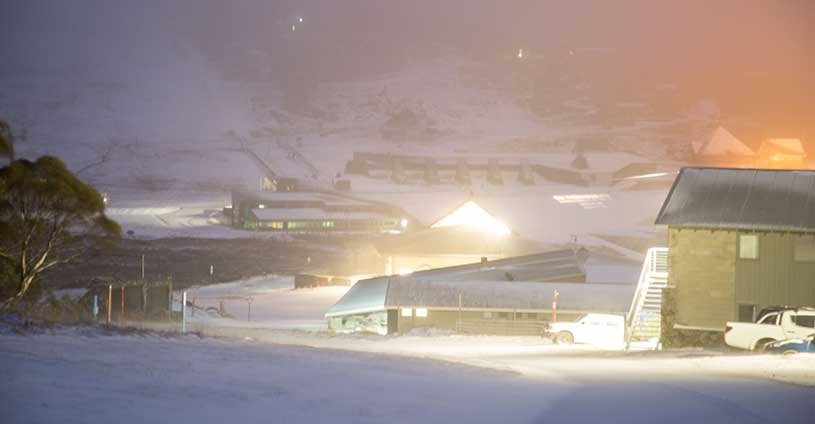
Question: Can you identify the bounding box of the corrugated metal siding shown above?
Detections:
[656,167,815,232]
[735,232,815,309]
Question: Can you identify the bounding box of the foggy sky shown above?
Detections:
[2,0,812,137]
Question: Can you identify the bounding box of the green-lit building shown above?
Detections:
[655,167,815,331]
[228,189,410,233]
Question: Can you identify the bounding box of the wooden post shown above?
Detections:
[457,293,462,333]
[181,291,187,334]
[107,285,112,325]
[120,286,125,327]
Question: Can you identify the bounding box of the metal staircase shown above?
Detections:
[626,247,669,347]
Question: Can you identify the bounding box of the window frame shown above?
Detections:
[793,236,815,263]
[738,234,760,260]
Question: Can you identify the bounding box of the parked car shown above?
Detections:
[765,334,815,355]
[724,307,815,351]
[544,313,624,348]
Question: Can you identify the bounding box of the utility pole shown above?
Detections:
[141,254,145,280]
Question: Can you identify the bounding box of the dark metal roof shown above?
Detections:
[655,167,815,232]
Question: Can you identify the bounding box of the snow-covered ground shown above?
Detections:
[183,275,350,330]
[1,326,813,424]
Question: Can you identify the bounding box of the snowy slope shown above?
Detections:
[1,328,814,424]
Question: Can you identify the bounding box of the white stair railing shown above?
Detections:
[626,247,669,348]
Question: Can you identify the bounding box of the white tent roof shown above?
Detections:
[430,200,511,235]
[692,126,754,156]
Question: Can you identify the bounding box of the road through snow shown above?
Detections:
[0,329,812,424]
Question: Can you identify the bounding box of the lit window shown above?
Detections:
[258,204,265,209]
[794,237,815,262]
[738,234,759,259]
[415,308,428,318]
[400,308,412,317]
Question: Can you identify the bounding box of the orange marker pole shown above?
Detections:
[552,290,559,323]
[107,285,112,325]
[120,286,125,327]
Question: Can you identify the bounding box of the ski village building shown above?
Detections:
[655,167,815,332]
[326,250,641,335]
[228,189,410,233]
[358,200,541,276]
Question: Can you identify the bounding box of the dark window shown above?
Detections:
[737,304,756,323]
[498,312,509,319]
[526,313,538,320]
[758,313,779,325]
[791,315,815,328]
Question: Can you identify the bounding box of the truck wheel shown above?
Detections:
[753,338,775,352]
[555,331,574,345]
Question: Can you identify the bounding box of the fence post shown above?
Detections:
[120,286,125,327]
[92,295,98,320]
[181,291,187,334]
[107,285,112,325]
[457,293,462,333]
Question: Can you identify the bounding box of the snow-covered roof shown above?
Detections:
[325,250,639,317]
[385,279,635,313]
[655,167,815,232]
[758,138,807,156]
[235,190,374,207]
[326,276,635,317]
[692,126,754,156]
[249,208,392,222]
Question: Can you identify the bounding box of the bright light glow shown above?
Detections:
[517,48,524,59]
[291,25,296,31]
[401,308,412,317]
[415,308,428,318]
[431,200,511,235]
[400,218,408,229]
[298,17,303,23]
[258,204,265,209]
[397,268,413,276]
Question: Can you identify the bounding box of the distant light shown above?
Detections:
[569,50,575,56]
[291,25,296,32]
[298,17,303,23]
[400,218,408,229]
[431,200,511,236]
[258,204,266,209]
[517,48,524,59]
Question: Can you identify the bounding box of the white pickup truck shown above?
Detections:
[724,307,815,351]
[544,313,625,348]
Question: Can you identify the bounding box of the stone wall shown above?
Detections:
[668,228,737,329]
